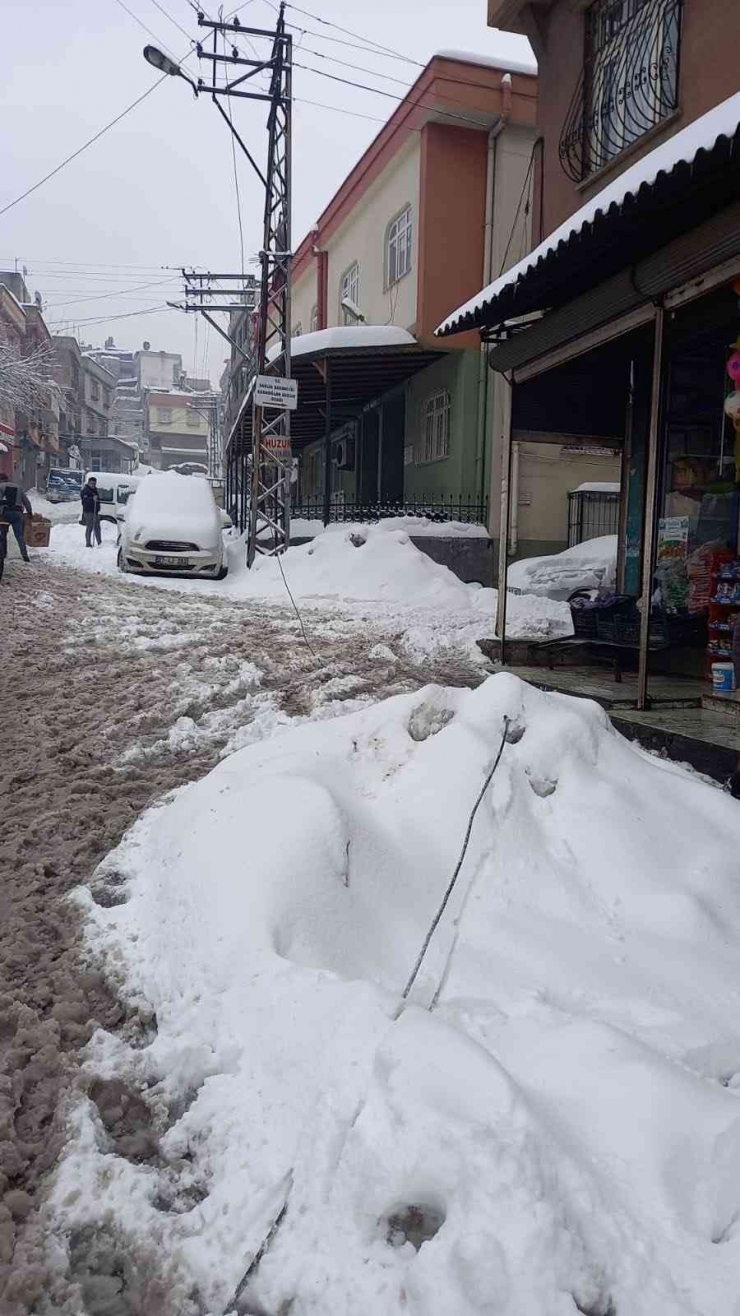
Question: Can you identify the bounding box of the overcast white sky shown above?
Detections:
[1,0,533,387]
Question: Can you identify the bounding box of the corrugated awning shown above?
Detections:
[228,338,441,455]
[437,91,740,338]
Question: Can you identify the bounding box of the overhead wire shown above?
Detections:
[110,0,180,56]
[0,78,168,219]
[46,303,173,328]
[285,1,424,66]
[292,61,497,130]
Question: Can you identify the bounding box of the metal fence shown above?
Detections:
[567,490,620,547]
[293,493,488,527]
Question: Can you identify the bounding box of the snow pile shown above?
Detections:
[292,517,490,541]
[56,675,740,1315]
[44,520,573,640]
[508,534,617,599]
[27,488,80,524]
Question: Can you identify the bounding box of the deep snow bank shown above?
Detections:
[44,520,573,639]
[508,535,617,599]
[57,675,740,1315]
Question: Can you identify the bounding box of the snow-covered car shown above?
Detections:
[117,471,231,579]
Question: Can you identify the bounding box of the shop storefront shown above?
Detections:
[437,92,740,712]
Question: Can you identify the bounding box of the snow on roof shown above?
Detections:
[270,325,417,362]
[434,48,536,76]
[573,482,620,494]
[437,89,740,335]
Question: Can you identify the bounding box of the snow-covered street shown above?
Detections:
[3,526,740,1316]
[0,538,486,1314]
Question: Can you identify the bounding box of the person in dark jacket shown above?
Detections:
[0,472,31,574]
[80,476,102,547]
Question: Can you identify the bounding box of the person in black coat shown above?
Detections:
[0,472,32,575]
[80,477,102,547]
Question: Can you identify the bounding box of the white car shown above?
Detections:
[118,471,231,579]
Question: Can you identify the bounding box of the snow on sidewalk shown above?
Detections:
[54,674,740,1315]
[42,519,573,645]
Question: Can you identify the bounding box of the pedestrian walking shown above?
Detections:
[0,471,32,581]
[80,476,102,547]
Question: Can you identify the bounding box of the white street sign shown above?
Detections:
[255,375,298,410]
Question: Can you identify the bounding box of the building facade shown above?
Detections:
[441,0,740,707]
[288,53,540,528]
[0,274,60,488]
[489,0,738,241]
[144,391,210,470]
[81,354,115,440]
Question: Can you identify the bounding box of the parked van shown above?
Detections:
[86,472,141,525]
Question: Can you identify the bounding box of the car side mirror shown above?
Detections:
[220,510,233,529]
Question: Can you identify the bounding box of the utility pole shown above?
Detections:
[162,6,293,566]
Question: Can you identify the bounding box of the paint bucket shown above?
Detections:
[711,662,736,693]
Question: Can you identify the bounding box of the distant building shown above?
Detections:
[81,354,116,441]
[52,336,84,464]
[144,391,210,470]
[0,272,59,488]
[81,434,137,475]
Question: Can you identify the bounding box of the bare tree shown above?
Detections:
[0,340,64,415]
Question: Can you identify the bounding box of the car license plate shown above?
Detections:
[154,555,190,568]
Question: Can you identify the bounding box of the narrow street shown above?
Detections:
[0,553,482,1313]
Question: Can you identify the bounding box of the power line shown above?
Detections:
[0,78,168,219]
[148,0,195,42]
[110,0,179,58]
[293,61,493,130]
[287,2,424,67]
[295,95,412,127]
[297,45,415,89]
[0,256,183,272]
[41,276,181,311]
[46,303,173,328]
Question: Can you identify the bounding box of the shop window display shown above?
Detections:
[655,286,740,684]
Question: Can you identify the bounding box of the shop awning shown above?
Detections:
[227,326,441,455]
[436,91,740,340]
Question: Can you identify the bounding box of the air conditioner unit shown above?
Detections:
[333,437,355,471]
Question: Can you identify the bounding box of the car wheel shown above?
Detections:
[117,547,127,573]
[216,564,229,581]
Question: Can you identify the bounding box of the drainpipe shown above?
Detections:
[475,73,512,509]
[509,439,520,556]
[312,228,328,331]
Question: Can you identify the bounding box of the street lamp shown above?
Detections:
[143,45,199,95]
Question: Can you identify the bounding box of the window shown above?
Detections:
[90,381,100,402]
[560,0,682,181]
[91,458,101,471]
[158,407,173,424]
[387,206,413,286]
[186,409,200,427]
[422,391,451,463]
[340,263,360,324]
[103,388,111,407]
[310,306,319,332]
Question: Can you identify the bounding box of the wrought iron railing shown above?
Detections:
[559,0,682,183]
[567,490,620,547]
[292,493,489,527]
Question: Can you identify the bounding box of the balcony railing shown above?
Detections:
[559,0,683,184]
